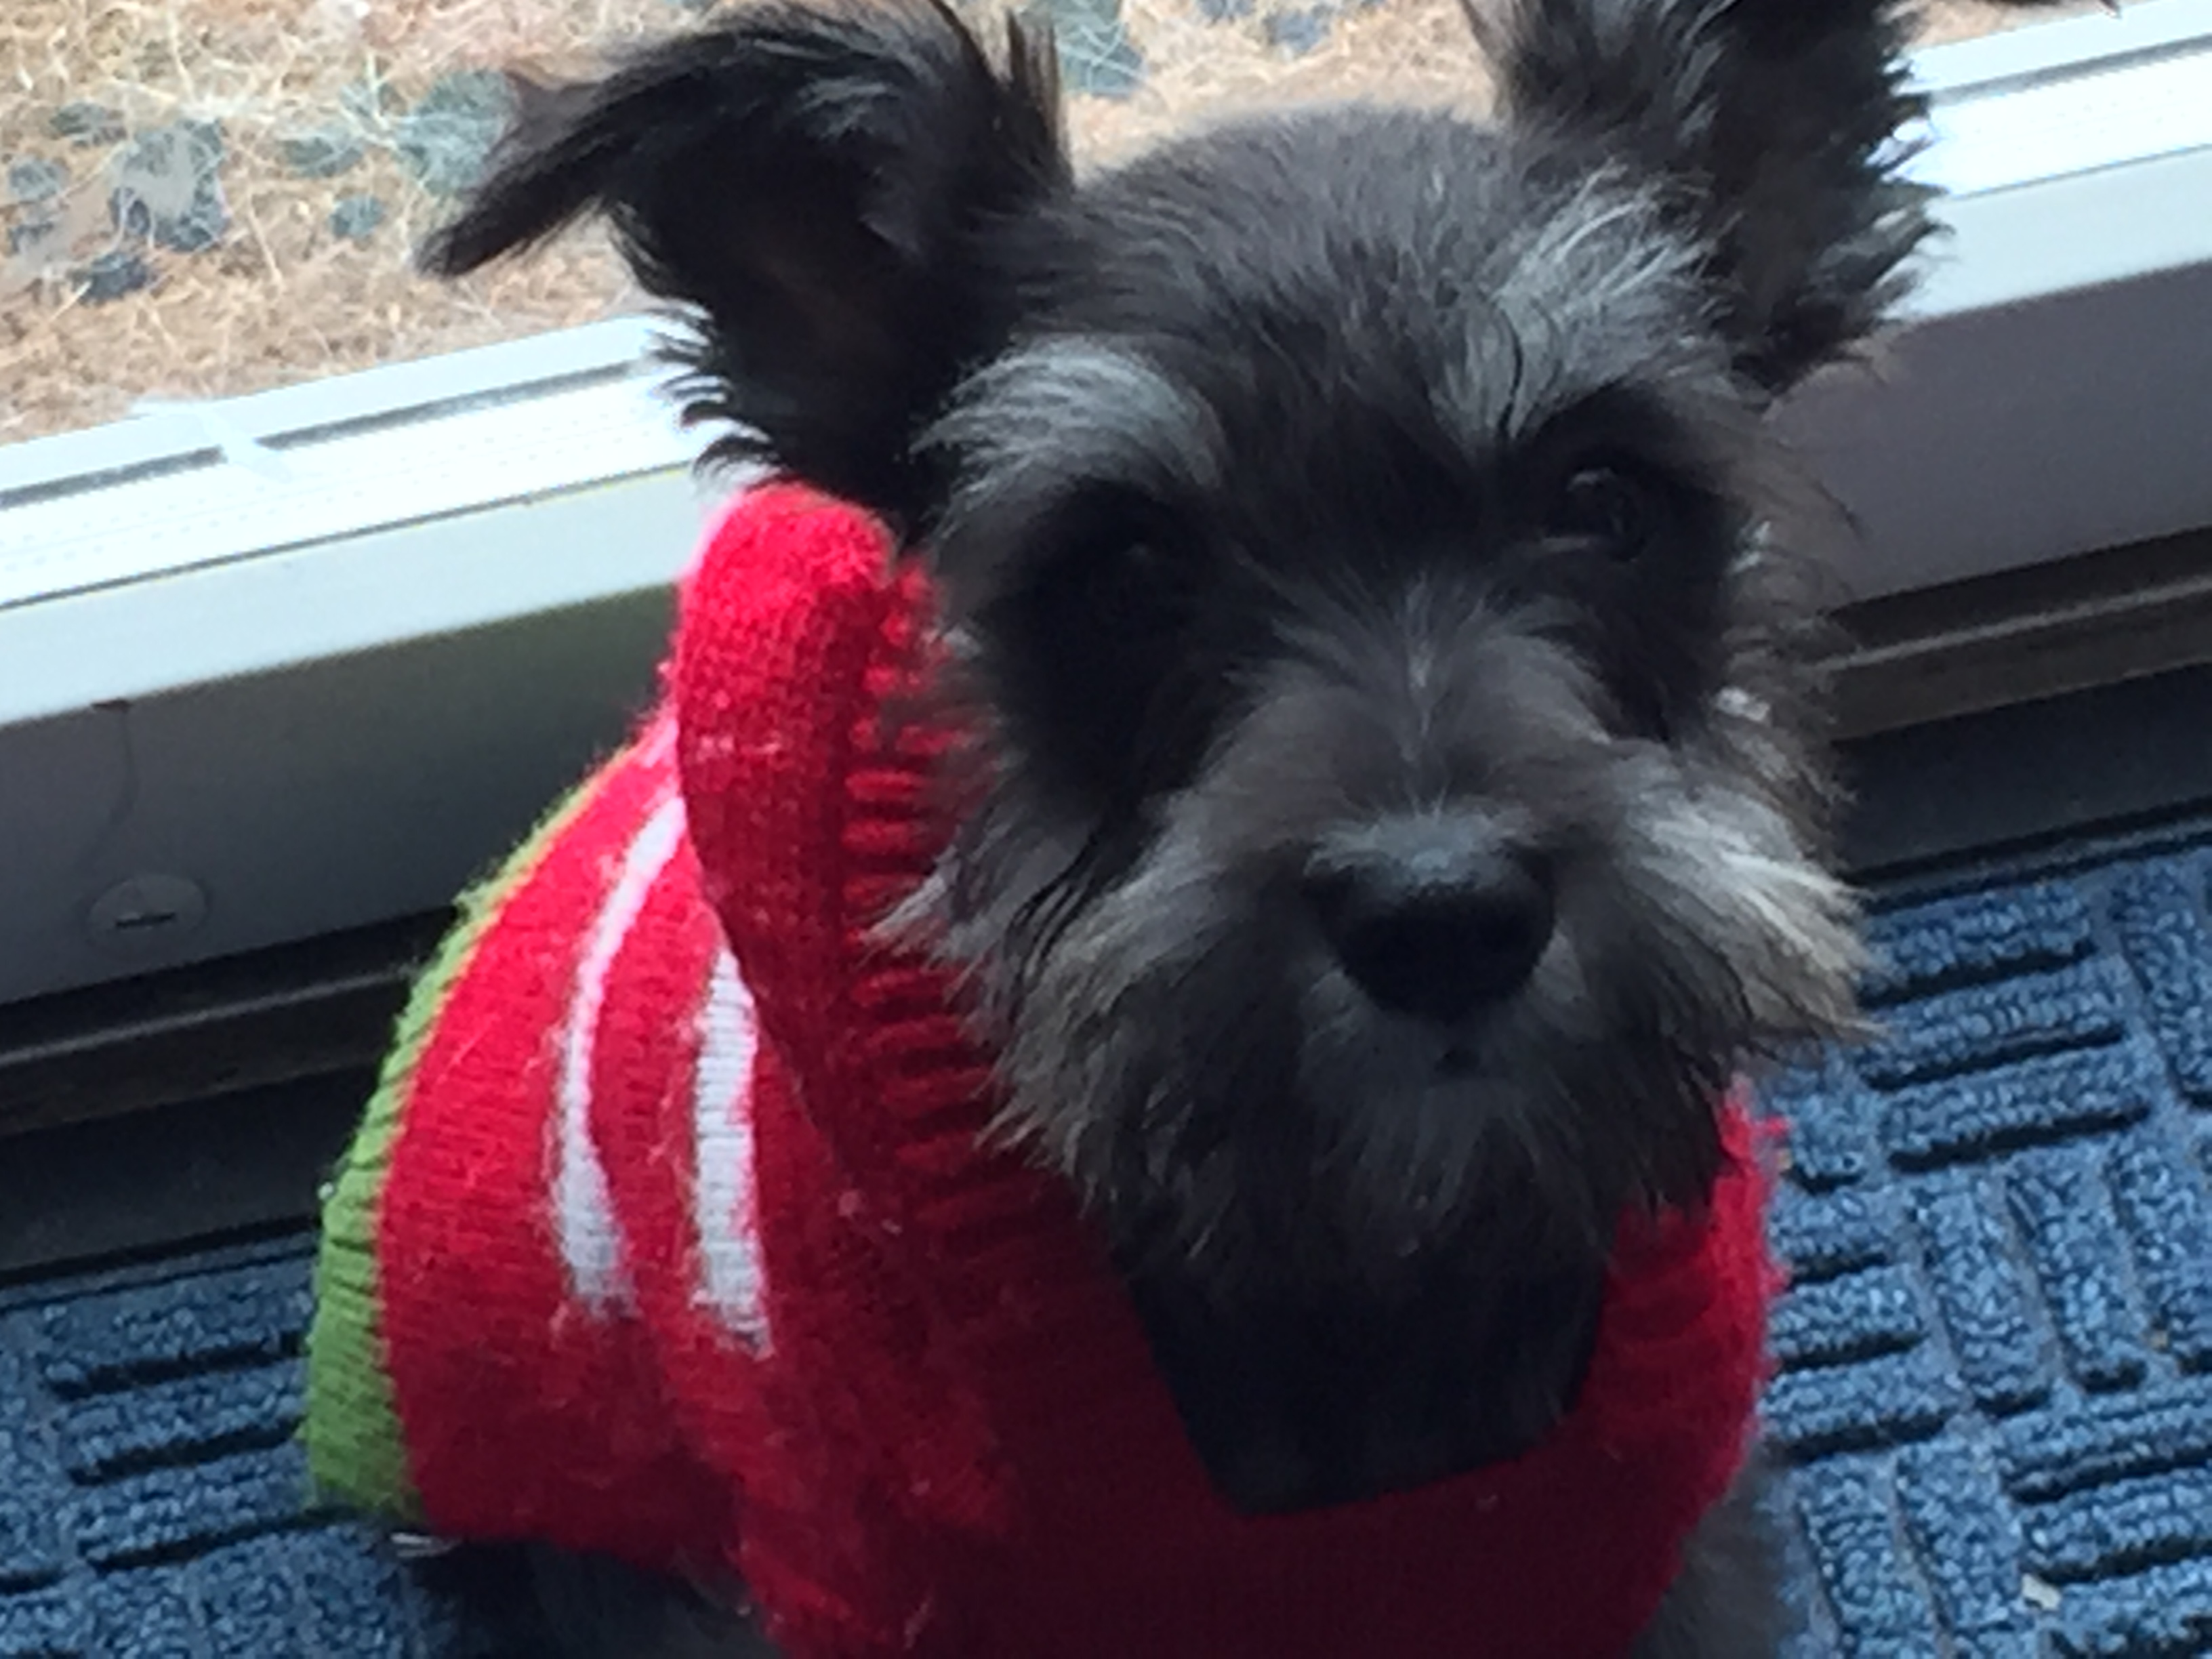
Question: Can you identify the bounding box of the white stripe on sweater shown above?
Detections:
[691,947,770,1351]
[554,790,687,1315]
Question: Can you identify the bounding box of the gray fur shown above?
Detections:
[1630,1456,1795,1659]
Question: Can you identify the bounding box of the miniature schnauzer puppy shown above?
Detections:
[421,0,1975,1649]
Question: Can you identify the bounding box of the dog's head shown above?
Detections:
[430,0,1927,1300]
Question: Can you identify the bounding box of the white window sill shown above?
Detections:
[3,0,2209,1006]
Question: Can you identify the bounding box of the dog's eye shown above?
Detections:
[1119,540,1166,578]
[1547,464,1658,558]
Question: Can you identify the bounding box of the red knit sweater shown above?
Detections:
[331,485,1774,1659]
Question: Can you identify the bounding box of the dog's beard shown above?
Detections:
[919,697,1862,1300]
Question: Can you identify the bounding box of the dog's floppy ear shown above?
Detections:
[422,0,1068,523]
[1469,0,1933,394]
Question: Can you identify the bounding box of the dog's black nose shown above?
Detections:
[1306,821,1555,1024]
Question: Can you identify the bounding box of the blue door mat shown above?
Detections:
[6,818,2212,1656]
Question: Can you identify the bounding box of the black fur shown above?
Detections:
[421,0,1067,522]
[419,0,1992,1648]
[1467,0,1933,392]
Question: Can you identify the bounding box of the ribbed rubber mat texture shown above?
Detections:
[1767,833,2212,1657]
